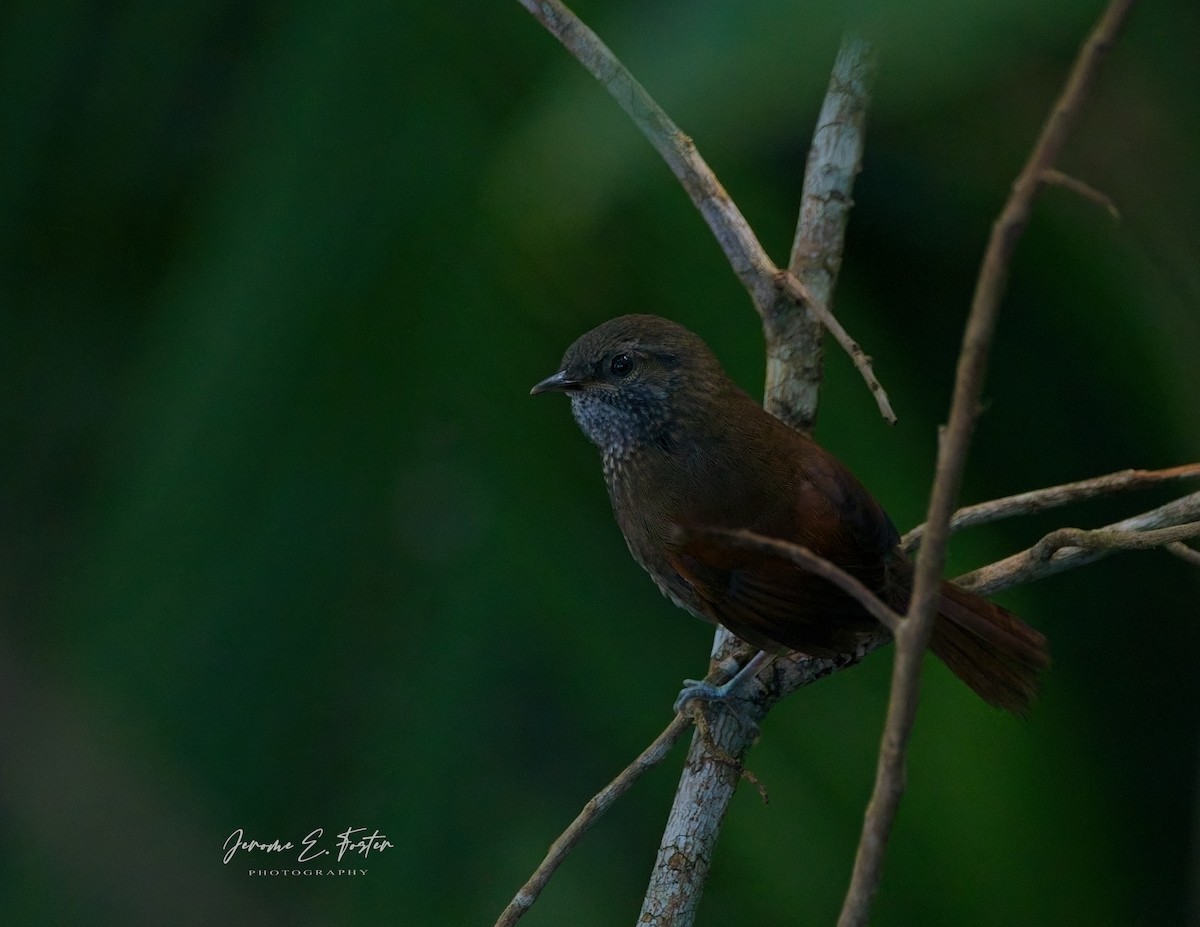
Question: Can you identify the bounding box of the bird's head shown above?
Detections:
[531,314,730,464]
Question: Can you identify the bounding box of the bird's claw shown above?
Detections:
[673,679,724,713]
[674,676,763,736]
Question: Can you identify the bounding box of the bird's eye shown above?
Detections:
[610,353,634,377]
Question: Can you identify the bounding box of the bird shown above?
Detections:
[531,314,1049,715]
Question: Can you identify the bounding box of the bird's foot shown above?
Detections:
[673,678,735,713]
[673,650,777,732]
[673,677,763,736]
[673,650,775,713]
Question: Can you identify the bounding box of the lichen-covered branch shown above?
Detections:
[766,35,879,434]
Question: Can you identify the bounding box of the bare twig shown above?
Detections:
[1041,167,1121,219]
[838,3,1138,925]
[903,463,1200,553]
[517,0,896,425]
[680,526,903,632]
[776,273,895,425]
[493,715,692,927]
[959,491,1200,595]
[1166,541,1200,567]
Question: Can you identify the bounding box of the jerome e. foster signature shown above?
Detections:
[223,827,394,865]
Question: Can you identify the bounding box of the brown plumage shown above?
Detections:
[532,314,1048,714]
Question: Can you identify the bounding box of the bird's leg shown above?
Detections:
[673,650,776,713]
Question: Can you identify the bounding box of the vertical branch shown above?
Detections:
[638,708,760,927]
[639,32,877,927]
[765,35,878,434]
[837,2,1139,924]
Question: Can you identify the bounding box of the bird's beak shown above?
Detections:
[530,370,583,396]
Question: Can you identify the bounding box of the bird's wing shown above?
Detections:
[667,530,881,657]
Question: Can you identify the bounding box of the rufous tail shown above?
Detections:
[930,581,1050,716]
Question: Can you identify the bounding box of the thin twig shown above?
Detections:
[517,0,896,425]
[680,526,903,632]
[492,715,692,927]
[777,273,896,426]
[903,462,1200,553]
[1166,542,1200,568]
[1041,167,1121,219]
[838,2,1139,925]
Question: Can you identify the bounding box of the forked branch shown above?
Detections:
[516,0,895,425]
[960,489,1200,595]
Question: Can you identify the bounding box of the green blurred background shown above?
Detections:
[2,0,1198,924]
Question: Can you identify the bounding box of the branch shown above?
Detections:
[639,703,767,926]
[839,3,1139,924]
[902,463,1200,553]
[517,0,895,425]
[1166,542,1200,568]
[958,490,1200,595]
[1033,522,1200,556]
[1041,168,1121,219]
[777,272,895,426]
[506,12,883,926]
